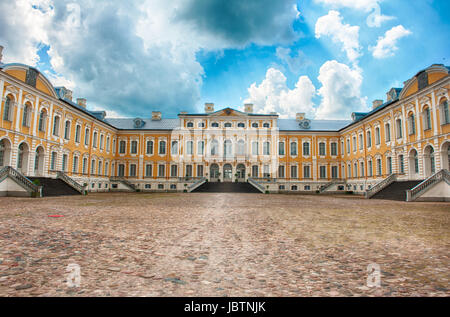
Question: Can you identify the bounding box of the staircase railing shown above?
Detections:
[0,166,42,197]
[56,171,87,195]
[187,177,207,192]
[110,177,136,191]
[365,173,397,199]
[248,177,266,193]
[319,180,343,193]
[406,169,450,202]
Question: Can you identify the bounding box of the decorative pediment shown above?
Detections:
[212,107,246,117]
[419,95,431,105]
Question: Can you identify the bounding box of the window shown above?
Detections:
[38,110,46,132]
[129,164,136,177]
[278,142,285,155]
[82,158,88,174]
[100,134,104,150]
[408,113,416,135]
[62,154,68,172]
[375,127,380,145]
[359,134,363,150]
[186,141,193,155]
[263,122,270,128]
[119,140,126,154]
[17,143,25,169]
[91,159,95,174]
[224,122,232,128]
[106,137,110,152]
[237,122,245,128]
[360,162,365,177]
[354,162,358,178]
[171,140,179,155]
[158,164,165,177]
[414,152,419,174]
[72,156,79,173]
[278,165,285,178]
[319,166,326,179]
[291,166,298,178]
[387,157,392,174]
[399,155,404,174]
[224,140,232,156]
[331,142,337,156]
[346,139,350,154]
[131,140,138,154]
[85,128,90,146]
[197,165,204,177]
[347,164,351,178]
[75,125,81,143]
[319,142,326,156]
[290,142,297,156]
[252,165,258,177]
[252,142,259,155]
[170,165,178,177]
[112,139,116,154]
[53,116,60,136]
[236,140,245,155]
[377,159,382,176]
[211,140,218,155]
[211,122,219,128]
[423,107,432,130]
[303,165,310,178]
[64,121,71,140]
[98,161,102,175]
[22,103,31,127]
[198,141,204,155]
[146,140,153,154]
[50,152,57,170]
[440,100,449,125]
[366,131,372,148]
[198,122,205,128]
[118,164,125,177]
[186,165,193,177]
[105,162,108,176]
[368,160,373,177]
[159,141,166,155]
[302,142,309,156]
[251,122,258,128]
[385,123,391,142]
[396,119,402,139]
[92,132,98,148]
[331,166,338,179]
[263,165,270,177]
[263,141,270,155]
[187,122,194,128]
[291,185,298,191]
[145,164,152,177]
[3,95,12,121]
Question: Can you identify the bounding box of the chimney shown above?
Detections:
[244,103,253,113]
[0,46,3,63]
[205,103,214,113]
[77,98,86,108]
[296,113,305,121]
[372,99,383,109]
[65,89,73,101]
[151,111,162,121]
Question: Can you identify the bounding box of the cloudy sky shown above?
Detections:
[0,0,449,119]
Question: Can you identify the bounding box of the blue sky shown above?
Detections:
[0,0,449,119]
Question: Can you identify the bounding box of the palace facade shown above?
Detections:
[0,51,449,195]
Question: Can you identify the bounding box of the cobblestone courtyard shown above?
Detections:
[0,192,449,297]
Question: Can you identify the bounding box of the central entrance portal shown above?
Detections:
[223,164,232,182]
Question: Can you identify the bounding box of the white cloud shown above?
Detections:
[315,60,367,119]
[370,25,412,59]
[244,68,316,118]
[315,10,361,62]
[314,0,394,27]
[275,47,310,73]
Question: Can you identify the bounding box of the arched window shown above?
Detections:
[92,132,98,148]
[211,122,219,128]
[171,140,178,155]
[64,121,71,140]
[210,139,218,155]
[408,113,415,135]
[319,142,326,156]
[38,110,47,132]
[251,122,259,128]
[278,141,285,155]
[237,122,245,128]
[396,119,402,139]
[75,125,81,143]
[263,122,270,128]
[186,122,194,128]
[385,123,391,142]
[375,127,380,145]
[302,142,309,156]
[85,128,90,145]
[131,140,138,154]
[53,116,60,136]
[22,102,31,127]
[119,140,126,154]
[290,142,297,156]
[423,106,432,130]
[237,140,245,155]
[224,140,232,156]
[366,131,372,147]
[146,140,153,154]
[186,140,193,155]
[159,141,167,155]
[263,141,270,155]
[3,95,13,121]
[440,100,449,125]
[0,140,5,167]
[224,122,232,128]
[252,142,259,155]
[17,143,25,169]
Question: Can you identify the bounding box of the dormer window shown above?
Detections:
[133,118,145,128]
[211,122,219,128]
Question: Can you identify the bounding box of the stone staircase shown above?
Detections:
[28,177,82,197]
[192,181,261,193]
[370,180,423,201]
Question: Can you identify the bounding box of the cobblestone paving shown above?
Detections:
[0,192,449,297]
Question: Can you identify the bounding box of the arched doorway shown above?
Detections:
[408,149,419,179]
[223,164,232,182]
[423,145,435,177]
[441,142,450,171]
[236,164,245,181]
[0,138,12,168]
[34,146,45,176]
[210,163,219,181]
[17,142,30,175]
